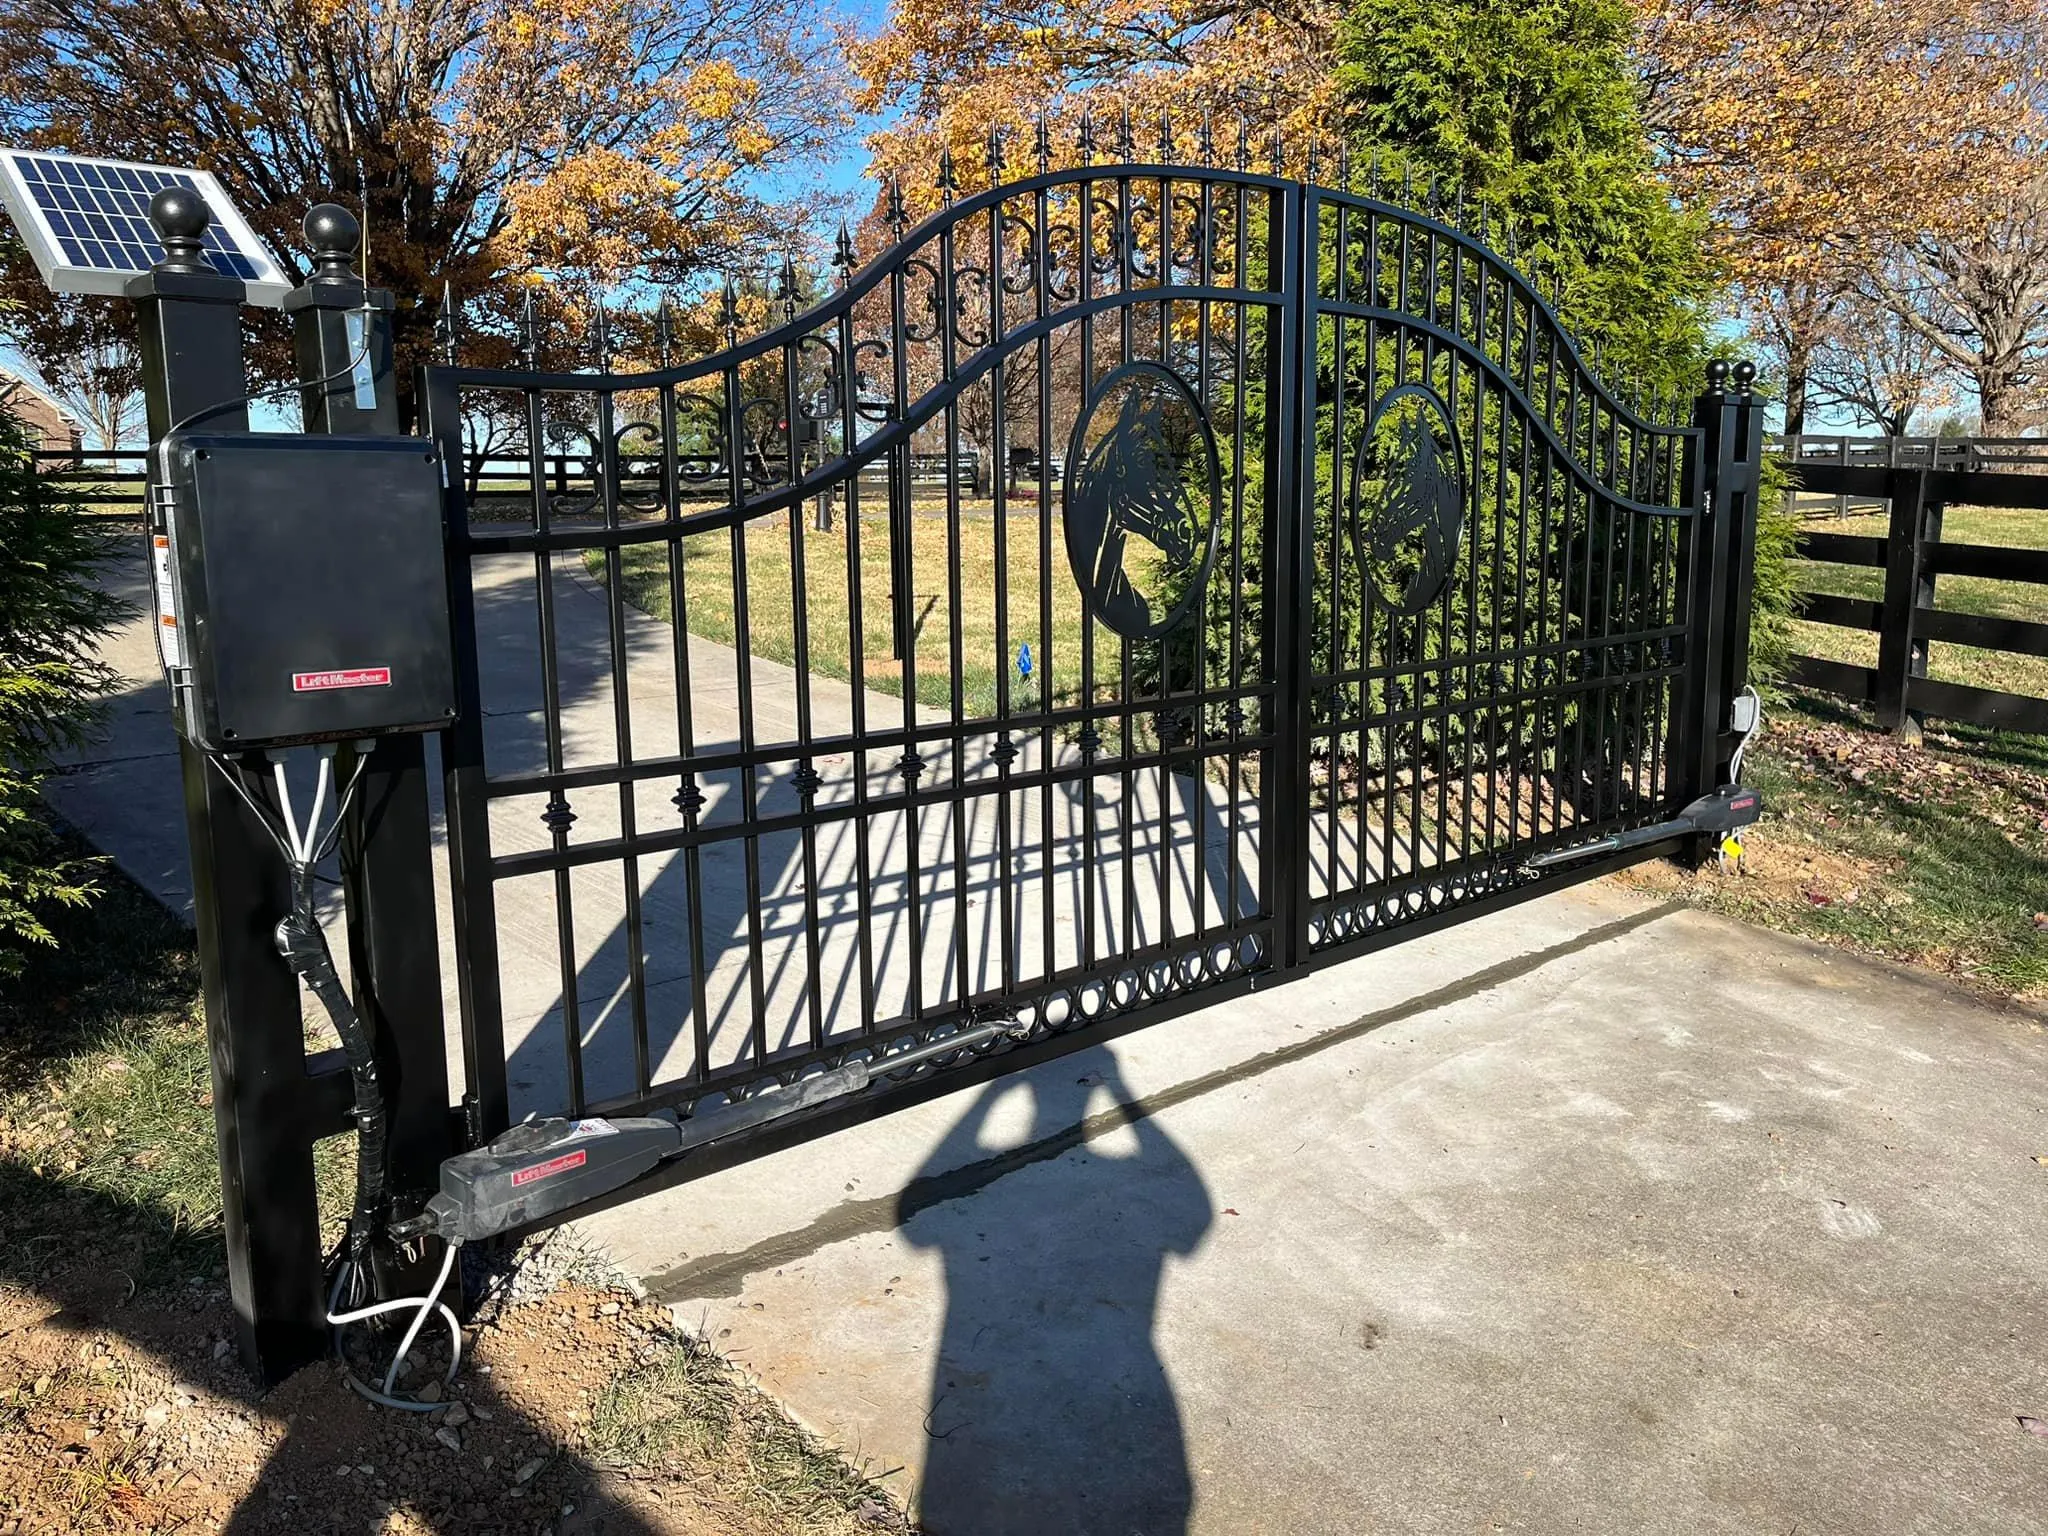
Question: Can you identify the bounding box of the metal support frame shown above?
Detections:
[129,221,347,1383]
[282,208,458,1301]
[1684,363,1766,791]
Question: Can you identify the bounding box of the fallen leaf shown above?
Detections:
[2019,1415,2048,1438]
[1222,1208,1239,1216]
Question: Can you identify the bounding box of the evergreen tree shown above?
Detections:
[1336,0,1719,399]
[0,407,124,975]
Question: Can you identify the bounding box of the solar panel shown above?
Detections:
[0,149,292,306]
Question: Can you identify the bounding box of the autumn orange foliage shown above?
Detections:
[0,0,851,406]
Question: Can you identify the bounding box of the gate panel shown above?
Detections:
[1296,188,1704,958]
[421,164,1295,1136]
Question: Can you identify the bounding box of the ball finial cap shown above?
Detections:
[303,203,361,282]
[1704,358,1730,393]
[149,186,209,240]
[1732,359,1758,392]
[147,186,213,273]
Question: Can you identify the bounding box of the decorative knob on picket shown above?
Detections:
[148,187,211,274]
[304,203,361,284]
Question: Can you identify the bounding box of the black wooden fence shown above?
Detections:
[32,447,150,517]
[1781,448,2048,737]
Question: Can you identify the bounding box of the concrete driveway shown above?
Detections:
[53,538,2048,1534]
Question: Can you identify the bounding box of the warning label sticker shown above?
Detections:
[292,667,392,693]
[511,1149,587,1188]
[151,534,184,671]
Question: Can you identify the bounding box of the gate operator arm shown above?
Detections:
[1524,688,1765,872]
[397,1020,1033,1245]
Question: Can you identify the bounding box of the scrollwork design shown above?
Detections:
[902,256,944,343]
[1126,196,1162,282]
[998,211,1039,297]
[737,396,783,490]
[1087,192,1126,279]
[793,333,841,423]
[851,337,893,424]
[951,262,992,349]
[1043,221,1081,303]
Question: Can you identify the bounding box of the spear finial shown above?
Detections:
[1158,109,1173,163]
[936,147,957,205]
[1199,113,1215,166]
[777,252,798,319]
[435,280,458,365]
[517,286,538,369]
[655,294,674,368]
[1235,113,1249,172]
[1116,104,1133,162]
[590,299,608,370]
[987,123,1006,184]
[832,220,857,283]
[887,174,907,235]
[1034,111,1052,174]
[719,274,740,340]
[1078,107,1097,164]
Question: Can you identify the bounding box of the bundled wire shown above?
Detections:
[210,744,462,1409]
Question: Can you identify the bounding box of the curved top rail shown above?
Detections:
[1309,182,1684,442]
[430,163,1290,393]
[425,159,1691,446]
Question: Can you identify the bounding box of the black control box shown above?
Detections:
[151,432,455,751]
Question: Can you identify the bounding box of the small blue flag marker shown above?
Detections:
[1017,642,1033,680]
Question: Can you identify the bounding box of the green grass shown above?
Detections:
[597,501,1155,721]
[0,835,354,1293]
[588,1328,911,1533]
[1787,502,2048,700]
[1632,691,2048,1000]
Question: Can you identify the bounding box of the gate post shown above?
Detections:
[1684,359,1766,832]
[282,206,458,1299]
[1873,466,1937,741]
[129,191,338,1382]
[1266,181,1311,967]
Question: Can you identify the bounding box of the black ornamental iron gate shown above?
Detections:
[416,146,1762,1170]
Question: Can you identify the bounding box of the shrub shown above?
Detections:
[0,405,126,977]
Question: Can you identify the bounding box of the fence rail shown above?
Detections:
[32,448,150,517]
[1771,434,2048,519]
[1782,456,2048,736]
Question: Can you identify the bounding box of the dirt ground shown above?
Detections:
[0,1232,912,1535]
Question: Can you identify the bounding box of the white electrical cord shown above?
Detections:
[326,1240,465,1411]
[273,748,334,863]
[252,744,469,1412]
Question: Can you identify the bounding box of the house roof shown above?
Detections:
[0,366,83,431]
